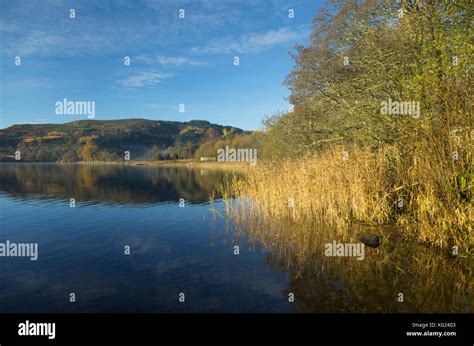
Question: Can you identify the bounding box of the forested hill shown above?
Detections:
[0,119,242,162]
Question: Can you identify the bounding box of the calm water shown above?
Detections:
[0,163,471,313]
[0,163,291,313]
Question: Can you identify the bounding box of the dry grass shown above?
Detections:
[216,144,473,312]
[222,144,472,254]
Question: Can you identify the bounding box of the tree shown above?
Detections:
[35,148,50,161]
[204,127,219,141]
[194,140,217,160]
[222,127,237,140]
[80,142,100,161]
[266,0,472,161]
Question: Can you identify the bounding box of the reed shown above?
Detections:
[216,143,472,312]
[222,144,472,254]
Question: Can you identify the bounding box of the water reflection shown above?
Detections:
[0,163,227,205]
[0,163,289,313]
[226,200,473,313]
[0,163,471,313]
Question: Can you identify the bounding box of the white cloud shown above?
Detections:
[0,1,312,58]
[191,26,309,54]
[9,31,65,55]
[117,71,173,88]
[136,55,202,66]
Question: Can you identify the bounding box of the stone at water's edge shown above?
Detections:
[359,234,381,248]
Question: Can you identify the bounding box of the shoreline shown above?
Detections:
[0,160,254,171]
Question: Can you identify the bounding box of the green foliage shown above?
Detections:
[266,0,472,159]
[194,132,265,161]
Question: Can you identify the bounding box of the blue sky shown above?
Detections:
[0,0,322,130]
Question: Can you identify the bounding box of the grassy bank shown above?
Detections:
[222,145,472,254]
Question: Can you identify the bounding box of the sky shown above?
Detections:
[0,0,322,131]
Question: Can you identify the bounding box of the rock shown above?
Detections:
[359,234,381,248]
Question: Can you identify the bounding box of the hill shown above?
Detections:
[0,119,242,162]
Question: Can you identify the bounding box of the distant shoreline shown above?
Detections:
[0,160,254,170]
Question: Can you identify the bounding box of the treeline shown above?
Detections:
[193,129,264,161]
[266,0,471,159]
